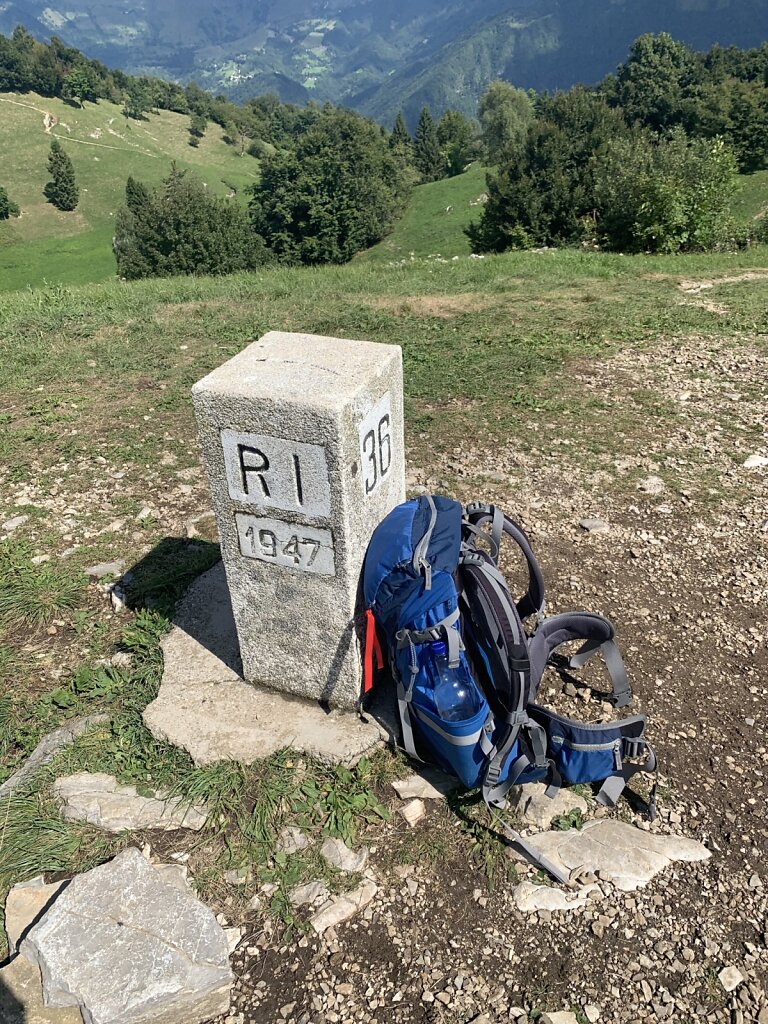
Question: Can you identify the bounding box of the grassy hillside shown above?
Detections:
[359,163,488,263]
[363,164,768,264]
[3,106,768,292]
[0,92,259,291]
[730,170,768,223]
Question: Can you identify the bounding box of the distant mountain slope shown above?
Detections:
[3,0,768,126]
[0,90,258,290]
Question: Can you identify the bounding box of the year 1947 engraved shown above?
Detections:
[234,513,335,576]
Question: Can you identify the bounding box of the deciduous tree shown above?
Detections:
[437,109,476,176]
[477,81,534,166]
[250,107,412,264]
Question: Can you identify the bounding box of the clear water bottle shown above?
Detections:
[430,640,483,722]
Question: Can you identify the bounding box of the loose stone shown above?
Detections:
[320,837,369,874]
[579,518,610,533]
[52,772,208,833]
[397,799,426,828]
[719,966,745,992]
[391,768,456,800]
[510,782,587,830]
[309,882,378,935]
[637,475,666,494]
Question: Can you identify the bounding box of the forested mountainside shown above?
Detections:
[3,0,768,125]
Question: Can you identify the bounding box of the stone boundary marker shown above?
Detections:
[193,331,405,709]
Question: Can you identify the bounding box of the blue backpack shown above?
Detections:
[362,495,657,880]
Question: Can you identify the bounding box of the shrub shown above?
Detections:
[113,165,269,280]
[594,129,738,252]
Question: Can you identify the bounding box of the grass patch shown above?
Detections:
[0,541,85,629]
[360,162,488,262]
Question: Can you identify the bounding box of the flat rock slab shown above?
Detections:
[0,956,83,1024]
[320,837,369,874]
[512,881,593,914]
[52,772,208,833]
[5,876,68,955]
[143,564,385,766]
[511,782,588,831]
[524,820,710,892]
[391,768,457,801]
[290,880,330,908]
[0,715,108,798]
[21,847,233,1024]
[84,560,125,578]
[310,882,378,935]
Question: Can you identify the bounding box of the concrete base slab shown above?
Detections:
[143,563,387,766]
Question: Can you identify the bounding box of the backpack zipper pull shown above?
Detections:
[420,558,432,590]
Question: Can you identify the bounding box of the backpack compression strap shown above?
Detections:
[464,504,545,622]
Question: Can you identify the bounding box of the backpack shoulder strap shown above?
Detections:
[458,553,559,809]
[528,611,632,708]
[464,503,545,622]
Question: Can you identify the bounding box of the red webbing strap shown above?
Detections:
[363,610,384,694]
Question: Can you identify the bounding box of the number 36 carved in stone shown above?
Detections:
[358,393,393,497]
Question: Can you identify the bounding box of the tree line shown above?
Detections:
[3,25,768,267]
[469,34,768,254]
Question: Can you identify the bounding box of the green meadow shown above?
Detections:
[0,91,258,292]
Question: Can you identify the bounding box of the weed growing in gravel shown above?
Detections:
[0,541,85,629]
[551,808,585,831]
[449,791,518,888]
[291,760,391,845]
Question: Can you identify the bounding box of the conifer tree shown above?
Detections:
[413,106,444,183]
[124,175,150,216]
[0,184,20,219]
[390,111,412,151]
[43,139,78,211]
[114,165,267,280]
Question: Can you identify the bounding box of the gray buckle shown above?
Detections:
[465,502,493,517]
[622,737,646,760]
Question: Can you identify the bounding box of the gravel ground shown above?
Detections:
[3,327,766,1024]
[218,331,767,1024]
